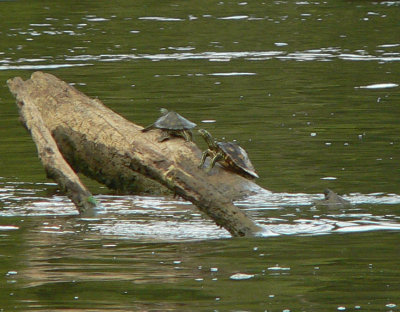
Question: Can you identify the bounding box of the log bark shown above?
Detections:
[8,77,97,215]
[7,71,264,237]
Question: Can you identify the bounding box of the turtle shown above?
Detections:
[198,129,259,179]
[313,189,352,209]
[141,108,197,142]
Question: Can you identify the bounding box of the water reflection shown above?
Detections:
[0,0,399,309]
[2,47,400,70]
[1,179,399,240]
[2,5,400,69]
[2,201,399,311]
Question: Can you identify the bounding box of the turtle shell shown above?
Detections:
[153,111,196,130]
[217,142,259,178]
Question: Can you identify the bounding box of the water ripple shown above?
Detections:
[357,83,398,89]
[1,180,399,240]
[2,48,399,70]
[0,63,91,71]
[218,15,249,20]
[138,16,185,22]
[59,49,400,63]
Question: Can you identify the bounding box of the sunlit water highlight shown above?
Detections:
[0,0,399,309]
[2,48,399,70]
[1,180,399,241]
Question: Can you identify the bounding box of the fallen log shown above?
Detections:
[9,77,97,215]
[7,71,265,237]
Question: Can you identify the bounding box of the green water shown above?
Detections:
[0,0,399,310]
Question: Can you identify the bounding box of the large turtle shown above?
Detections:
[142,108,196,142]
[198,129,259,179]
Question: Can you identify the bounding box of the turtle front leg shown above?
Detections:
[198,150,210,169]
[158,131,171,142]
[183,130,193,142]
[207,153,223,172]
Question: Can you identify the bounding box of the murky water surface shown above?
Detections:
[0,0,399,310]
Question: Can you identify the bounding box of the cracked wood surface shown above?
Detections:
[7,71,264,237]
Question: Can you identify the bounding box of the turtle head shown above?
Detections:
[160,108,169,115]
[324,189,332,199]
[198,129,216,148]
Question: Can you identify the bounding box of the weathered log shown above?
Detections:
[7,71,264,237]
[8,77,97,215]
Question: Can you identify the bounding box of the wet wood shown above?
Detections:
[7,71,264,237]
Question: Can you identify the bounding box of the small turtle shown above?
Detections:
[142,108,196,142]
[198,129,259,179]
[313,189,352,209]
